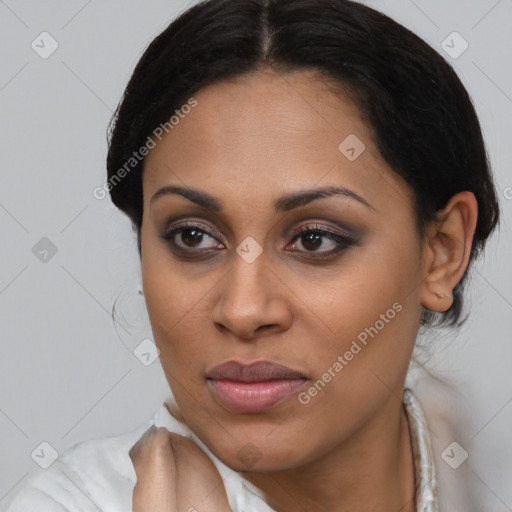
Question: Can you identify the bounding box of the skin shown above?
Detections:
[130,424,231,511]
[132,69,478,511]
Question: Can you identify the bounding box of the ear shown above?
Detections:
[419,191,478,313]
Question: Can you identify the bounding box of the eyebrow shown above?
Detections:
[150,184,374,212]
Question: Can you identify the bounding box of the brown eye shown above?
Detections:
[162,223,223,251]
[298,232,330,251]
[287,224,354,256]
[177,228,207,248]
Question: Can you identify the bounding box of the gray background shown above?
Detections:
[0,0,511,509]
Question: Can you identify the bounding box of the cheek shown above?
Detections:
[353,219,421,309]
[141,228,193,330]
[141,251,219,377]
[141,249,190,355]
[304,231,422,392]
[318,237,419,341]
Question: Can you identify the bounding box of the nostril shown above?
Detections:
[256,324,275,332]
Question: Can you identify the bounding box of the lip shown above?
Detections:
[206,360,308,413]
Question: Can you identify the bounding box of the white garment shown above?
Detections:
[2,388,439,512]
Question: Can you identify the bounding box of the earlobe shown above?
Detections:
[419,191,478,313]
[422,288,453,313]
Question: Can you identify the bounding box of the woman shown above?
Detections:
[4,0,500,511]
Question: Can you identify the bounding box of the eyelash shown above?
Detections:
[161,221,355,259]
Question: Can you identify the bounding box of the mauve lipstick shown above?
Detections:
[206,360,308,413]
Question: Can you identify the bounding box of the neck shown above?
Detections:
[243,393,416,512]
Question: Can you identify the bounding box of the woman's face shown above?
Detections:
[140,70,426,471]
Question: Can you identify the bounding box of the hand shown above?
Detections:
[129,424,232,512]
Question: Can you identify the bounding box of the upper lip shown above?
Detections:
[206,360,307,382]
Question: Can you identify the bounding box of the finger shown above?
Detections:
[129,426,174,471]
[169,434,231,512]
[130,426,178,512]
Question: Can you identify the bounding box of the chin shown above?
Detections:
[204,434,309,473]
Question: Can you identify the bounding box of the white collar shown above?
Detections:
[403,387,439,512]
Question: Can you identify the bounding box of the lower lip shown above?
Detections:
[207,378,307,413]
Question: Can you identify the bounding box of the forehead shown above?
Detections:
[143,70,413,214]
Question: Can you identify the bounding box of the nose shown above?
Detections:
[211,250,293,341]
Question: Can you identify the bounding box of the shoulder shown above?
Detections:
[2,415,154,512]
